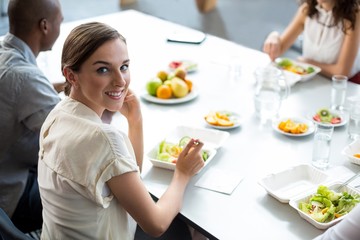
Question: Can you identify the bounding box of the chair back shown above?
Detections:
[0,208,33,240]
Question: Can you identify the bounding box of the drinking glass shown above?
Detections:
[228,56,242,82]
[254,66,290,124]
[331,75,348,111]
[312,124,334,170]
[348,99,360,140]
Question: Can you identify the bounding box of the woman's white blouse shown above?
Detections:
[38,97,139,240]
[303,5,360,77]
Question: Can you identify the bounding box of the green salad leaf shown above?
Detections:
[277,58,293,68]
[298,185,360,223]
[157,137,209,163]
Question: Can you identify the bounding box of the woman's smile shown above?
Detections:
[105,90,124,99]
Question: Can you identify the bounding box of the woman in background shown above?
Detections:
[38,22,205,239]
[263,0,360,83]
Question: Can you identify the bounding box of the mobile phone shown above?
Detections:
[166,29,206,44]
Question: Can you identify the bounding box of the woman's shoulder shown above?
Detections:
[294,2,309,23]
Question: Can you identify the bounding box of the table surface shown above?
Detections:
[37,10,360,240]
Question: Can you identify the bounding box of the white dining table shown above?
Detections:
[37,9,360,240]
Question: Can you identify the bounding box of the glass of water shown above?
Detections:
[331,75,348,111]
[253,66,290,124]
[348,99,360,140]
[312,124,334,170]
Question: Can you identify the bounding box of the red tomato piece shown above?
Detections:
[169,61,182,69]
[331,117,341,124]
[171,159,177,164]
[313,114,321,122]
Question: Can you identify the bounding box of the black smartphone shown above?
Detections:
[166,29,206,44]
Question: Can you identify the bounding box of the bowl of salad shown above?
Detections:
[147,136,216,171]
[275,58,321,82]
[289,184,360,229]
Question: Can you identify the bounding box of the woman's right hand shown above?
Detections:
[175,139,205,177]
[263,31,281,61]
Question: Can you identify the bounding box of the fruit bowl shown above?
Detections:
[309,108,347,127]
[144,68,194,101]
[141,87,198,105]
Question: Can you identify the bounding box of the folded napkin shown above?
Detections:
[195,169,243,195]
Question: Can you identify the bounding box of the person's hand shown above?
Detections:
[175,139,205,177]
[263,31,281,61]
[119,89,142,123]
[53,82,66,93]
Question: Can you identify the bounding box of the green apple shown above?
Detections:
[146,77,162,96]
[171,77,189,98]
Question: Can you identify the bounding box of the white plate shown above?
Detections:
[272,117,315,137]
[275,58,321,82]
[289,182,360,229]
[342,139,360,165]
[308,110,348,128]
[165,125,229,150]
[283,70,302,87]
[258,164,330,203]
[168,60,198,73]
[141,87,198,105]
[147,145,216,171]
[204,111,241,130]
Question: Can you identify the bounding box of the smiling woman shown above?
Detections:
[37,22,206,240]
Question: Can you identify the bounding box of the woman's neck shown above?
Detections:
[319,2,334,12]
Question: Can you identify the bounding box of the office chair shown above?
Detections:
[0,208,33,240]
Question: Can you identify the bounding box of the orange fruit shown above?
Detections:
[156,85,172,99]
[184,79,193,92]
[205,115,217,125]
[217,118,234,126]
[298,123,308,133]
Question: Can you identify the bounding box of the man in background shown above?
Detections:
[0,0,63,233]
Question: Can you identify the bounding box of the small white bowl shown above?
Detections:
[272,117,315,137]
[147,144,216,171]
[289,182,360,229]
[342,139,360,166]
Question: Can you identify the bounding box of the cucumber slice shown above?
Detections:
[178,136,191,147]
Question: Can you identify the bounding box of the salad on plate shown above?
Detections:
[156,136,209,164]
[275,58,321,82]
[147,135,216,171]
[298,185,360,223]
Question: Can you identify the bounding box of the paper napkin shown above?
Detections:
[195,169,243,195]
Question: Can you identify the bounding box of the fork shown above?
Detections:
[335,172,360,192]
